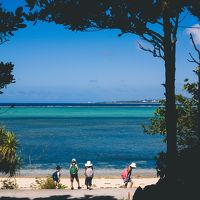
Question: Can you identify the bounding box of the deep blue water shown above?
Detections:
[0,104,165,171]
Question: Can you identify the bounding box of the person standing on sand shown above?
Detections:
[84,161,94,190]
[52,165,61,189]
[121,162,136,188]
[69,158,81,190]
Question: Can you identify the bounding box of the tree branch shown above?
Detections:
[141,34,164,52]
[155,19,163,26]
[190,33,200,58]
[145,28,164,45]
[0,37,10,45]
[137,41,164,60]
[178,12,188,24]
[187,53,200,65]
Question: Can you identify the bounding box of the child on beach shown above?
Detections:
[121,162,136,188]
[52,165,61,189]
[69,158,81,190]
[84,161,94,190]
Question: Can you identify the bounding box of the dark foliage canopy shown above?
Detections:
[0,3,26,44]
[0,62,15,94]
[24,0,200,61]
[24,0,200,32]
[0,3,27,93]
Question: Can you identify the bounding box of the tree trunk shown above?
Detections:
[163,12,177,182]
[198,69,200,143]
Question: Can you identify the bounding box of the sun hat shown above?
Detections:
[85,161,93,167]
[130,162,136,168]
[72,158,76,162]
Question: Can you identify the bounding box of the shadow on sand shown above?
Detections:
[0,195,118,200]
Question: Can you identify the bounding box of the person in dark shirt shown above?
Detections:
[52,165,61,189]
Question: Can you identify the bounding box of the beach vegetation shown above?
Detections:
[0,3,26,177]
[144,32,200,181]
[0,178,18,189]
[0,127,21,177]
[24,0,200,183]
[33,176,66,189]
[144,76,199,179]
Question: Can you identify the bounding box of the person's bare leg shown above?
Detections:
[71,179,74,189]
[77,179,81,189]
[129,182,133,188]
[54,181,58,189]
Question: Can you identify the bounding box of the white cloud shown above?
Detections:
[186,24,200,45]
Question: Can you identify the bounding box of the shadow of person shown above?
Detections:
[0,198,29,200]
[0,195,118,200]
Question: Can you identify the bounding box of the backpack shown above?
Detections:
[85,167,93,177]
[52,171,58,181]
[70,164,78,175]
[121,167,128,179]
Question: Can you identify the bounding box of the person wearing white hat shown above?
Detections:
[122,162,136,188]
[84,161,94,190]
[130,162,136,168]
[69,158,81,190]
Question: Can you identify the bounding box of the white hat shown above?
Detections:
[72,158,76,162]
[85,161,93,167]
[130,162,136,168]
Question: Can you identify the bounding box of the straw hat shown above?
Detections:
[130,162,136,168]
[85,161,93,167]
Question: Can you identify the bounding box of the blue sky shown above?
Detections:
[0,0,199,103]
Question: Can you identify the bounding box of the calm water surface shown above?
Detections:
[0,104,165,173]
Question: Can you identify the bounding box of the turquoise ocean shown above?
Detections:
[0,103,165,177]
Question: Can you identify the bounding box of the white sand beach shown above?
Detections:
[0,177,159,190]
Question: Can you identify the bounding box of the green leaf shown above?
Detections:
[17,24,27,28]
[8,32,14,36]
[15,7,23,16]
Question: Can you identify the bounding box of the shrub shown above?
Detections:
[0,127,21,176]
[33,176,66,189]
[0,178,18,189]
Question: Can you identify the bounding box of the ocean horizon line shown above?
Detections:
[0,102,161,108]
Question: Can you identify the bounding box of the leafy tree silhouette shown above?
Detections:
[0,4,26,44]
[0,62,15,94]
[143,73,199,179]
[24,0,199,184]
[0,3,26,176]
[187,33,200,143]
[0,127,21,177]
[0,3,26,94]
